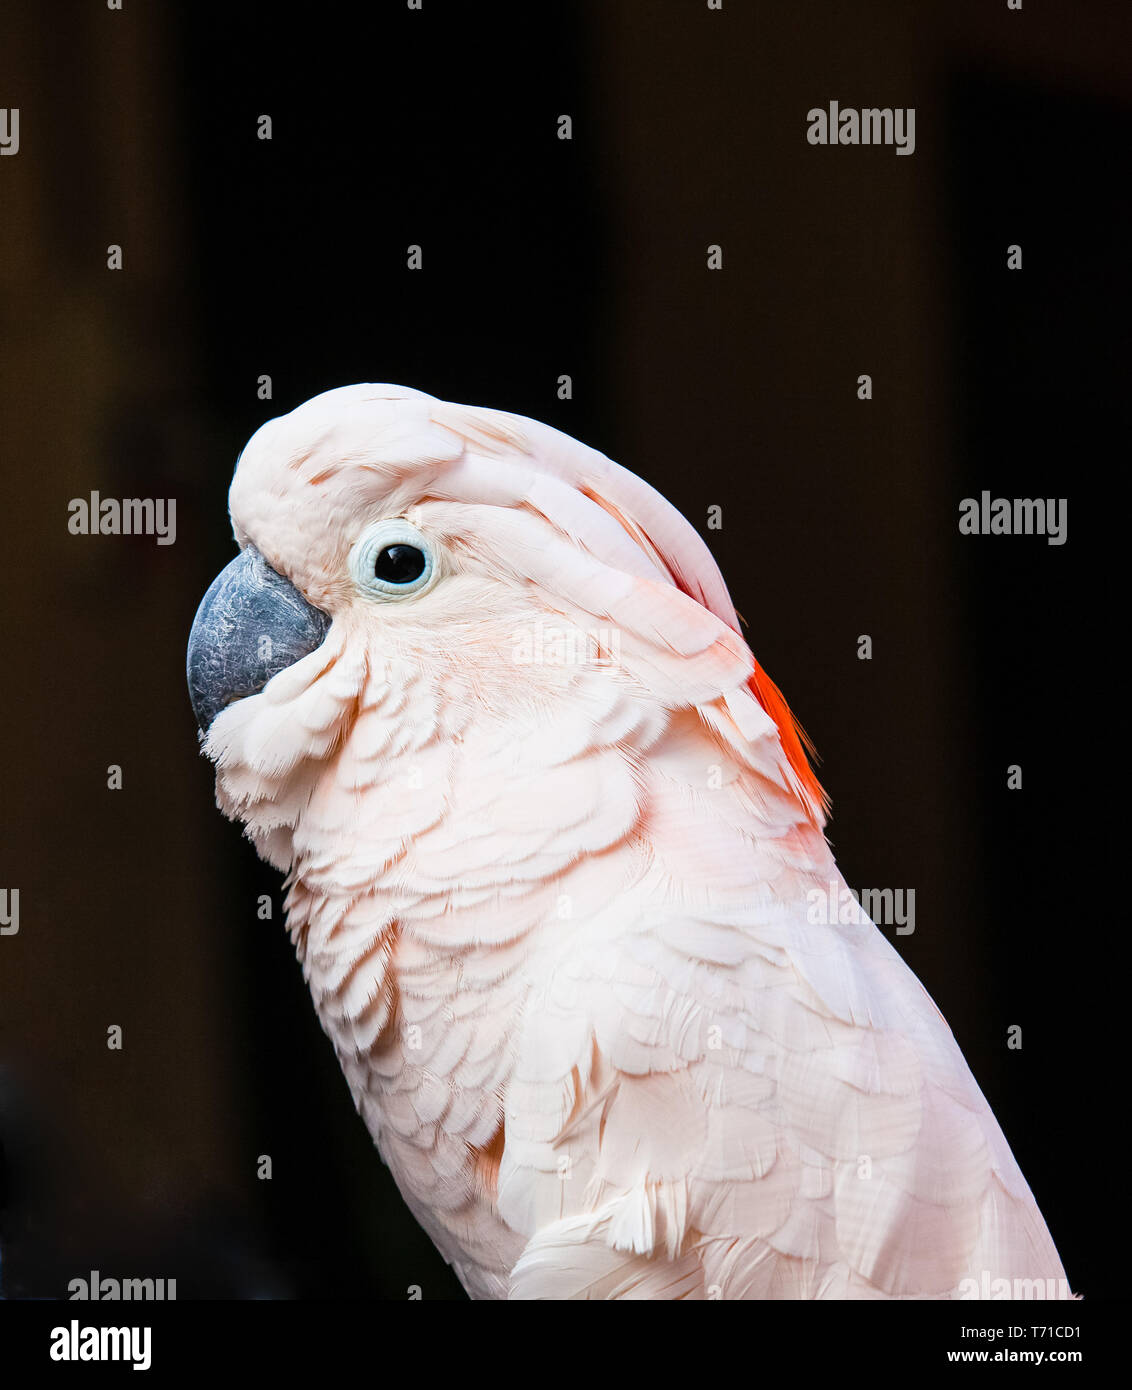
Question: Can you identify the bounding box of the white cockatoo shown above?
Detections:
[187,384,1071,1300]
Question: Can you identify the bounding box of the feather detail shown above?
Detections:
[748,661,829,822]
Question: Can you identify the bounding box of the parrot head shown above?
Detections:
[187,383,825,876]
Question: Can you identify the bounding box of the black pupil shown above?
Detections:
[375,543,426,584]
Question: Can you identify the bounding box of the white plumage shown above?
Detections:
[200,384,1071,1300]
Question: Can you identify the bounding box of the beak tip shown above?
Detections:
[186,547,330,738]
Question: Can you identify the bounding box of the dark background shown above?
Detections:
[0,0,1123,1300]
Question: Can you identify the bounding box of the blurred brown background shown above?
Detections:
[0,0,1123,1298]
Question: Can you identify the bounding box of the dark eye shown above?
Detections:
[349,519,437,599]
[375,543,426,584]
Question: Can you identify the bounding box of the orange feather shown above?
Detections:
[747,662,828,821]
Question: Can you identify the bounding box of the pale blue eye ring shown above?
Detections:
[348,518,438,599]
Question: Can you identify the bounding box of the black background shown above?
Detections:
[0,1,1123,1302]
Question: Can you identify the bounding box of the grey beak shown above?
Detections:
[187,547,331,734]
